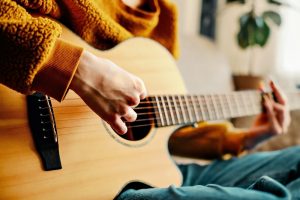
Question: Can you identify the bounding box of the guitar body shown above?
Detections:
[0,25,185,199]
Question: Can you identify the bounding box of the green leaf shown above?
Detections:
[237,13,255,48]
[237,14,271,49]
[238,28,249,49]
[246,16,257,46]
[226,0,246,4]
[267,0,282,6]
[263,11,282,26]
[254,16,270,47]
[255,16,265,28]
[239,12,250,26]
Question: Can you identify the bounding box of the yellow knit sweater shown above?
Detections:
[0,0,246,158]
[0,0,178,100]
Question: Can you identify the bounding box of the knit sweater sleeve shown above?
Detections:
[0,0,83,101]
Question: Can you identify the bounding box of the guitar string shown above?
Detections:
[48,98,299,130]
[49,92,300,103]
[46,96,260,125]
[52,104,260,128]
[49,103,260,121]
[55,107,258,125]
[49,103,255,111]
[54,109,260,130]
[49,92,261,102]
[44,93,261,129]
[50,103,259,119]
[49,103,253,112]
[41,93,261,127]
[54,109,258,130]
[56,122,160,130]
[49,93,262,116]
[51,95,261,129]
[54,106,259,130]
[36,93,299,130]
[48,95,261,111]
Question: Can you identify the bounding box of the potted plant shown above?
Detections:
[226,0,286,90]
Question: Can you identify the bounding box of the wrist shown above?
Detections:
[222,131,245,155]
[243,125,273,150]
[70,50,102,94]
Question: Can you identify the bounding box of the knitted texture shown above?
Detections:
[0,0,178,95]
[0,0,61,94]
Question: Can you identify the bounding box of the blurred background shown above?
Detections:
[172,0,300,151]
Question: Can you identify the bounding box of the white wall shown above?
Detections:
[172,0,202,36]
[216,0,281,75]
[277,2,300,74]
[171,0,300,91]
[172,0,234,93]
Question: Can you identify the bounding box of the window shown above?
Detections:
[278,1,300,74]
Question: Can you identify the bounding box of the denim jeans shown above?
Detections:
[118,146,300,200]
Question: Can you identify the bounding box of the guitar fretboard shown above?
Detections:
[148,90,300,127]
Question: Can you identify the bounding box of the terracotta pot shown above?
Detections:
[232,75,264,91]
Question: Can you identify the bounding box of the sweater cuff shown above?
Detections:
[32,39,83,101]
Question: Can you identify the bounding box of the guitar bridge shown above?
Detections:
[27,92,62,171]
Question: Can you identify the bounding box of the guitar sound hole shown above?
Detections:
[119,98,155,141]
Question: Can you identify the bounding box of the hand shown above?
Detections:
[244,81,291,150]
[70,50,147,135]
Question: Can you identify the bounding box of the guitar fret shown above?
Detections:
[236,93,243,116]
[179,95,187,123]
[216,94,226,119]
[143,90,298,129]
[199,95,208,121]
[209,95,218,120]
[221,94,230,118]
[247,92,255,114]
[233,93,241,117]
[155,96,165,126]
[204,95,213,120]
[195,95,204,121]
[239,93,247,116]
[238,93,247,116]
[224,94,232,118]
[191,95,200,121]
[166,95,176,125]
[228,94,236,117]
[242,92,251,115]
[176,95,185,124]
[251,92,261,113]
[225,94,233,118]
[172,95,181,124]
[184,95,194,123]
[211,95,221,119]
[161,96,170,126]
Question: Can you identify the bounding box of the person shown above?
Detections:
[117,80,300,200]
[0,0,178,135]
[0,0,298,199]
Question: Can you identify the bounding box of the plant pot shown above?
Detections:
[232,75,264,91]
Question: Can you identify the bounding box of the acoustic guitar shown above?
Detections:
[1,24,300,200]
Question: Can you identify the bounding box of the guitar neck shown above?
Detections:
[145,90,300,127]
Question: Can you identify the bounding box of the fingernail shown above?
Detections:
[115,124,127,135]
[259,81,266,92]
